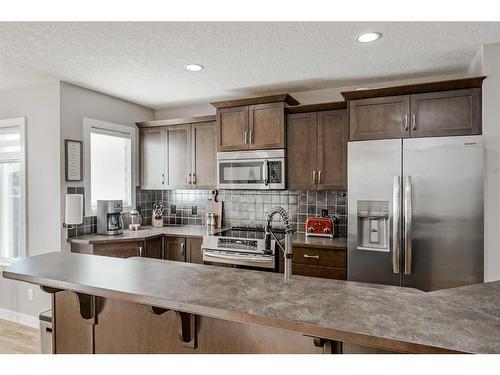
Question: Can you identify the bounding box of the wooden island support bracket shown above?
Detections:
[40,286,97,325]
[149,305,197,349]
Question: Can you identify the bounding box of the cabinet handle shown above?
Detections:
[312,170,317,184]
[161,173,165,185]
[180,243,185,257]
[186,174,190,184]
[304,254,319,259]
[318,170,322,184]
[192,173,196,185]
[244,130,248,145]
[411,114,416,131]
[249,130,253,144]
[403,114,409,131]
[138,246,143,257]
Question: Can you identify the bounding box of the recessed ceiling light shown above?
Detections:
[185,64,203,72]
[355,87,369,91]
[356,32,381,43]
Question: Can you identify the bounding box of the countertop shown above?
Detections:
[68,225,226,244]
[4,252,500,354]
[290,233,347,250]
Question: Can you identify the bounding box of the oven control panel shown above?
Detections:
[218,238,258,251]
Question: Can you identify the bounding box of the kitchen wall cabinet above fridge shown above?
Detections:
[137,116,217,190]
[286,102,348,191]
[211,94,300,152]
[342,77,485,141]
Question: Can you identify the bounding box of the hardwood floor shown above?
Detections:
[0,319,39,354]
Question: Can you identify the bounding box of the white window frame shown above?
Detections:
[0,117,26,265]
[83,118,137,217]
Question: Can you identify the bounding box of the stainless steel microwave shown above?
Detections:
[217,149,285,190]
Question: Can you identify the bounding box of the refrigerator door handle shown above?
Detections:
[392,176,401,274]
[404,176,412,275]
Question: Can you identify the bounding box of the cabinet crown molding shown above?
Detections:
[136,115,216,128]
[285,101,346,114]
[341,76,486,101]
[210,94,299,109]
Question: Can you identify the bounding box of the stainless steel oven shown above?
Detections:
[217,149,285,190]
[202,228,283,270]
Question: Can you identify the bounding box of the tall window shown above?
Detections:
[0,118,26,261]
[84,118,136,215]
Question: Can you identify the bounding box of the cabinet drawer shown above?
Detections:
[283,246,347,268]
[92,241,143,258]
[279,262,347,280]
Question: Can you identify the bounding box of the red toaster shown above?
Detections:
[305,217,335,238]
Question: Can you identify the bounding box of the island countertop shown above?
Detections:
[3,252,500,354]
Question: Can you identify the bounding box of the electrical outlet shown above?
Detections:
[321,209,329,217]
[27,288,34,302]
[170,205,176,214]
[191,206,197,215]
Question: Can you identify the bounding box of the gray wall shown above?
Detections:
[59,82,154,250]
[0,82,61,322]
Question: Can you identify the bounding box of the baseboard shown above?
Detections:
[0,308,39,329]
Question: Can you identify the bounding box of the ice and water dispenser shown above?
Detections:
[356,200,390,252]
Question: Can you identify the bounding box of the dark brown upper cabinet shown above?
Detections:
[211,94,299,152]
[343,77,485,141]
[349,95,410,141]
[409,89,481,138]
[287,108,347,191]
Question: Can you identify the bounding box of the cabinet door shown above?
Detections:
[317,110,348,190]
[191,122,217,189]
[217,106,249,151]
[92,241,143,258]
[165,237,186,262]
[286,113,318,190]
[349,95,410,141]
[166,125,191,189]
[186,238,203,264]
[140,128,166,189]
[410,88,482,138]
[144,237,163,259]
[248,102,285,149]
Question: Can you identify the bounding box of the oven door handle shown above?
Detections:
[263,159,269,186]
[203,251,272,263]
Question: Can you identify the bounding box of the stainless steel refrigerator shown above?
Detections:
[347,136,484,291]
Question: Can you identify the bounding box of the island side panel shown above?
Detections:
[54,291,94,354]
[54,293,325,354]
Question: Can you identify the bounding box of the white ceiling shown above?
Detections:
[1,22,500,109]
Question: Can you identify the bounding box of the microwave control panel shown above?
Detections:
[268,161,282,183]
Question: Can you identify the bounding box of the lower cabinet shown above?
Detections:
[165,237,186,262]
[279,245,347,280]
[144,237,164,259]
[71,235,205,264]
[186,238,203,264]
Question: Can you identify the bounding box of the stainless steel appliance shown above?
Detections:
[97,200,124,235]
[217,149,285,190]
[202,227,283,270]
[348,136,484,291]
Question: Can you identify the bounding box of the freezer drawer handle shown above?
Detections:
[404,176,413,275]
[392,176,401,274]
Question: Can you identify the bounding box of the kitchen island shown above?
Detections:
[3,252,500,354]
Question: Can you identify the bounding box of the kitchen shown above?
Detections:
[1,13,500,368]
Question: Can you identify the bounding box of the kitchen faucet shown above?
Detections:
[264,206,293,281]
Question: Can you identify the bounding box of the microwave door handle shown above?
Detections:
[263,159,269,186]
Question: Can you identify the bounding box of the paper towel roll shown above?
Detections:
[65,194,83,225]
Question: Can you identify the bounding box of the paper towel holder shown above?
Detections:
[64,194,83,229]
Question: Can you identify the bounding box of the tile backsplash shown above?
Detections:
[67,186,348,238]
[136,188,347,236]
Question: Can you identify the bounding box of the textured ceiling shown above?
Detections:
[1,22,500,109]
